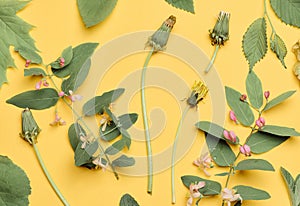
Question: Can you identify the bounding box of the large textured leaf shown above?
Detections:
[242,18,267,71]
[270,0,300,28]
[77,0,118,28]
[270,33,287,68]
[164,0,195,13]
[235,159,275,171]
[119,194,140,206]
[225,86,255,126]
[281,167,296,206]
[260,125,300,136]
[233,185,270,200]
[0,0,42,86]
[246,72,263,109]
[263,90,296,111]
[6,88,59,110]
[0,156,31,206]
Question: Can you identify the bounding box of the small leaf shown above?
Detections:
[270,33,287,68]
[68,123,86,151]
[225,86,255,126]
[242,18,267,71]
[74,141,98,166]
[52,43,98,78]
[247,131,289,154]
[206,134,236,167]
[263,90,296,111]
[260,125,300,137]
[233,185,271,200]
[181,175,221,196]
[50,46,73,69]
[24,68,46,77]
[270,0,300,28]
[164,0,195,14]
[280,167,295,204]
[77,0,118,28]
[0,156,31,206]
[235,159,275,171]
[6,88,59,110]
[215,172,230,177]
[246,72,263,109]
[112,155,135,167]
[119,193,140,206]
[105,139,126,155]
[100,122,120,141]
[119,113,138,130]
[83,88,125,116]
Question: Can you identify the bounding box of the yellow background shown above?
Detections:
[1,0,300,205]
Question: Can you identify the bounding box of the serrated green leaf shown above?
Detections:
[83,88,125,116]
[52,43,98,78]
[68,123,86,151]
[233,185,270,200]
[74,141,98,166]
[50,46,73,69]
[105,139,126,155]
[119,194,140,206]
[246,72,263,109]
[280,167,296,206]
[164,0,195,13]
[263,90,296,111]
[181,175,221,196]
[270,33,287,68]
[6,88,59,110]
[235,159,275,171]
[77,0,118,28]
[206,134,236,167]
[0,156,31,206]
[112,155,135,167]
[247,131,289,154]
[225,86,255,126]
[270,0,300,28]
[242,18,267,71]
[260,125,300,136]
[195,121,240,144]
[24,68,46,77]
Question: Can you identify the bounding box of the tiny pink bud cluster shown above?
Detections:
[255,117,265,128]
[59,57,65,67]
[35,79,49,90]
[240,144,251,156]
[58,91,65,97]
[240,94,247,101]
[25,60,31,67]
[264,91,270,99]
[229,110,237,123]
[223,130,237,143]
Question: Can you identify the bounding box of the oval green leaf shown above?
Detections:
[260,125,300,137]
[246,72,263,109]
[50,46,73,69]
[68,123,86,151]
[164,0,195,13]
[112,155,135,167]
[233,185,270,200]
[105,139,126,155]
[263,90,296,111]
[235,159,275,171]
[120,194,140,206]
[6,88,59,110]
[24,68,46,77]
[270,33,287,68]
[119,113,138,130]
[74,141,98,166]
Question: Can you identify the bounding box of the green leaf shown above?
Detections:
[263,90,296,111]
[6,88,59,110]
[77,0,118,28]
[119,113,138,130]
[68,123,86,151]
[235,159,275,171]
[206,134,236,167]
[24,68,46,77]
[195,121,240,144]
[242,18,267,71]
[112,155,135,167]
[270,33,287,68]
[74,141,98,166]
[246,72,263,109]
[280,167,295,205]
[247,131,289,154]
[61,58,91,93]
[0,155,31,206]
[260,125,300,136]
[233,185,270,200]
[0,0,42,87]
[50,46,73,69]
[120,193,140,206]
[215,172,230,176]
[294,174,300,206]
[270,0,300,28]
[181,175,221,196]
[164,0,195,14]
[83,88,125,116]
[105,139,126,155]
[225,86,255,126]
[52,43,98,78]
[120,128,131,149]
[100,122,121,141]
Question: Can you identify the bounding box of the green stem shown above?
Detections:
[32,142,70,206]
[141,48,155,194]
[171,106,190,204]
[264,0,276,33]
[204,45,220,73]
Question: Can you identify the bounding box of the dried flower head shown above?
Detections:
[292,40,300,61]
[145,15,176,52]
[187,80,209,107]
[193,152,213,176]
[92,157,108,171]
[293,62,300,80]
[20,108,41,144]
[222,188,242,206]
[209,11,230,46]
[50,112,66,126]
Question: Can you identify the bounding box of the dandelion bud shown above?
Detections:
[187,80,208,107]
[20,108,41,144]
[240,144,251,156]
[292,40,300,61]
[264,91,270,99]
[240,94,247,101]
[229,110,237,122]
[209,11,230,46]
[293,62,300,80]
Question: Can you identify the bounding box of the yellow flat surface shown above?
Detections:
[1,0,300,205]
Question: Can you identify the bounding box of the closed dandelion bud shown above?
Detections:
[293,62,300,80]
[187,80,208,107]
[292,40,300,61]
[20,108,41,144]
[209,11,230,46]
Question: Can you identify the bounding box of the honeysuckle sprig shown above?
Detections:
[171,80,208,204]
[20,108,70,206]
[142,15,176,194]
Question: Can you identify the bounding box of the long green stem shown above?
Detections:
[204,45,220,73]
[171,106,190,204]
[263,0,276,33]
[32,142,70,206]
[141,48,155,194]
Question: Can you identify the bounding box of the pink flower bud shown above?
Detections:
[264,91,270,99]
[25,59,31,67]
[35,80,42,90]
[255,119,263,128]
[42,80,49,87]
[58,91,65,97]
[229,110,237,122]
[240,144,251,156]
[59,57,65,67]
[240,94,247,101]
[229,131,236,142]
[223,130,230,140]
[258,117,265,125]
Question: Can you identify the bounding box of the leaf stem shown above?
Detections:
[141,48,155,194]
[32,142,70,206]
[171,106,190,204]
[263,0,276,33]
[204,45,220,73]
